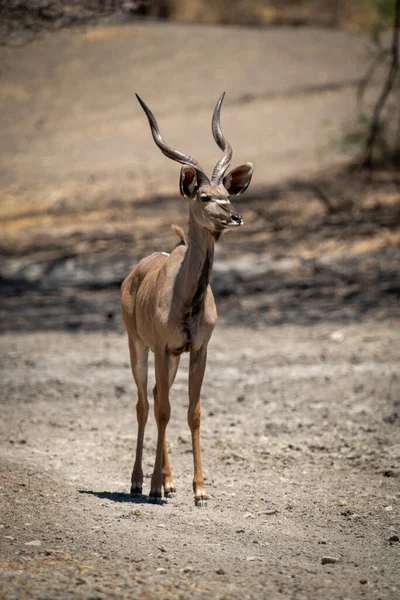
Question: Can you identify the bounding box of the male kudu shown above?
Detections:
[121,93,253,506]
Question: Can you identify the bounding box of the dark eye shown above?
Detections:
[200,194,210,202]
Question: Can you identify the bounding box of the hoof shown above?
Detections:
[195,498,208,508]
[164,490,176,499]
[148,495,164,505]
[130,484,143,497]
[149,488,164,504]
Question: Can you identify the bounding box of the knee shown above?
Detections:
[136,398,149,420]
[188,406,201,430]
[157,407,170,426]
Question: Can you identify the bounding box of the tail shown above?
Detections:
[171,224,187,247]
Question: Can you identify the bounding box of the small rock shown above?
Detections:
[321,556,340,565]
[330,330,344,342]
[348,513,362,521]
[246,556,256,562]
[384,505,393,512]
[360,579,368,585]
[389,534,399,543]
[25,540,42,546]
[264,509,278,516]
[216,568,225,575]
[158,546,167,553]
[156,567,167,574]
[183,566,194,573]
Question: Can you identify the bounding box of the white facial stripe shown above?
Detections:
[215,199,230,205]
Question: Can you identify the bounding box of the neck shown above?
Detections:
[178,208,215,319]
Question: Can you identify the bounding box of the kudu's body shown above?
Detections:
[121,93,253,506]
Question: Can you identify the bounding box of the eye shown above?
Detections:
[200,194,210,202]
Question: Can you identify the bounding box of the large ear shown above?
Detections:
[223,162,253,196]
[180,165,199,198]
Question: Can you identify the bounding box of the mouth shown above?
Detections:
[210,215,244,231]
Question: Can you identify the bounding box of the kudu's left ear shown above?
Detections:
[223,162,253,196]
[180,165,199,199]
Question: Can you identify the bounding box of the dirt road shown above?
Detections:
[1,322,399,599]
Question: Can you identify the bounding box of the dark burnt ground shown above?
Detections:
[1,166,399,333]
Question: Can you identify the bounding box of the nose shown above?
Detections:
[231,214,243,225]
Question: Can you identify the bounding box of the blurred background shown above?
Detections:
[0,0,399,331]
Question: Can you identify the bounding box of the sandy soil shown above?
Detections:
[0,22,382,192]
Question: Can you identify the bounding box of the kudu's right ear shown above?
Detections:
[180,166,199,199]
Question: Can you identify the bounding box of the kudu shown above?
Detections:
[121,93,253,506]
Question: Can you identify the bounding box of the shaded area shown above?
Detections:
[78,490,154,504]
[1,166,399,332]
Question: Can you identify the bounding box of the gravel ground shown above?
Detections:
[1,322,399,599]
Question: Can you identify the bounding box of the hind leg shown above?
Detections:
[128,335,149,496]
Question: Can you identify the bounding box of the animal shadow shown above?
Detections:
[78,490,166,505]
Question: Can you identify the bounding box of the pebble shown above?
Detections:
[216,568,225,575]
[348,513,362,521]
[183,566,194,573]
[156,567,167,574]
[321,556,340,565]
[389,535,399,543]
[25,540,42,546]
[330,330,345,342]
[264,509,278,516]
